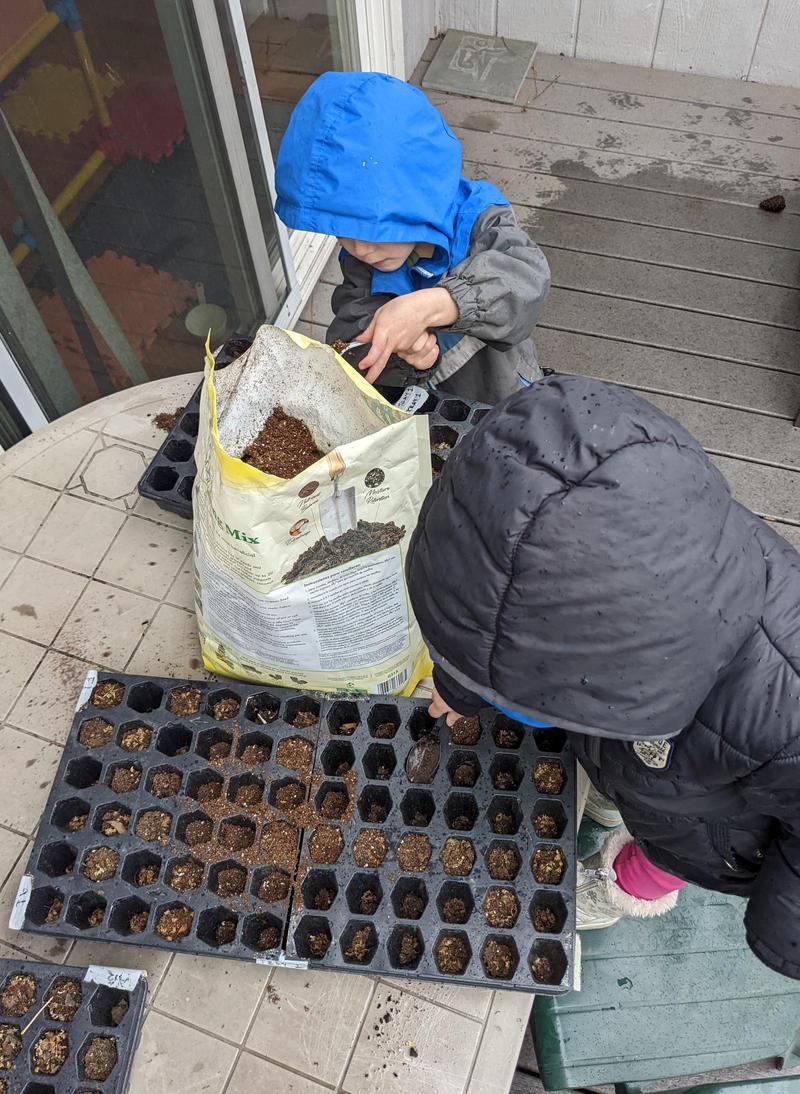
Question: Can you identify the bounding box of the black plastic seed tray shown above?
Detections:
[17,672,574,993]
[0,955,146,1092]
[136,336,252,519]
[285,696,576,993]
[137,340,491,519]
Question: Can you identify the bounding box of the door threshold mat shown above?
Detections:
[422,29,538,104]
[15,671,576,994]
[0,955,146,1090]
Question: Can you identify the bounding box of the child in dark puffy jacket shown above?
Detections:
[406,374,800,981]
[274,71,550,404]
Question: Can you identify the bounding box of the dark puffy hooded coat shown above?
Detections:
[406,375,800,979]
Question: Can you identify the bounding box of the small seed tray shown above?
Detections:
[17,673,574,994]
[0,956,146,1092]
[137,340,491,519]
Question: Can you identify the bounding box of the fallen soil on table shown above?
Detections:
[154,407,184,431]
[242,407,322,479]
[282,520,405,584]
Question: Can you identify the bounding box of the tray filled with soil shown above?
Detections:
[17,672,575,993]
[137,336,252,519]
[137,339,492,519]
[0,956,146,1091]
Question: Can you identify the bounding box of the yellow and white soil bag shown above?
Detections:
[192,325,432,694]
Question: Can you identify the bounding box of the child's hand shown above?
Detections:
[398,331,439,371]
[429,686,463,727]
[357,288,458,383]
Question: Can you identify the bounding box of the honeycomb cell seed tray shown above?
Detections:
[137,346,491,519]
[0,956,146,1092]
[17,672,575,994]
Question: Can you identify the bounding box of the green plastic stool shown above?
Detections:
[532,882,800,1091]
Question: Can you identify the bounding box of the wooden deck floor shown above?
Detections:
[299,40,800,553]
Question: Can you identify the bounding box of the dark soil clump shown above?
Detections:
[234,783,262,807]
[483,939,515,979]
[449,814,473,832]
[46,977,81,1021]
[396,833,432,872]
[373,721,398,739]
[242,407,323,479]
[440,837,475,876]
[759,193,786,213]
[211,696,240,720]
[0,974,36,1016]
[32,1028,68,1074]
[240,742,270,764]
[533,813,559,839]
[398,932,421,966]
[530,954,555,983]
[533,906,558,932]
[168,861,203,891]
[261,820,299,869]
[335,761,352,775]
[151,771,181,798]
[168,686,203,716]
[82,847,119,881]
[352,829,388,868]
[184,818,212,846]
[319,790,348,819]
[258,871,290,903]
[256,927,280,950]
[308,825,343,864]
[0,1025,21,1068]
[216,866,247,897]
[110,765,141,793]
[435,934,470,974]
[441,897,469,924]
[493,771,515,790]
[309,931,331,958]
[275,736,313,771]
[483,888,519,928]
[219,820,254,851]
[399,893,425,919]
[99,807,131,837]
[136,865,159,887]
[209,740,232,763]
[532,845,566,884]
[366,802,388,823]
[155,905,193,941]
[344,926,374,962]
[275,782,305,811]
[405,737,439,783]
[79,717,112,748]
[534,761,565,795]
[450,717,481,745]
[91,680,124,708]
[491,810,515,835]
[487,845,520,881]
[359,889,380,915]
[452,762,478,787]
[134,809,171,843]
[313,887,335,910]
[215,920,236,945]
[82,1035,118,1080]
[196,780,222,803]
[495,723,523,748]
[120,724,152,752]
[154,407,184,431]
[282,519,405,583]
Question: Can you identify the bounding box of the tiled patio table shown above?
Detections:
[0,374,532,1094]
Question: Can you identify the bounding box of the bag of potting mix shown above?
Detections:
[192,324,432,695]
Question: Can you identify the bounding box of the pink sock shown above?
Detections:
[613,842,686,900]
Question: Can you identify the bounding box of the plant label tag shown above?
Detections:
[255,954,308,970]
[85,966,143,991]
[394,386,430,414]
[76,669,98,710]
[632,739,673,770]
[9,874,32,930]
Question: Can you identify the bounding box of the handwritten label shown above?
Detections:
[9,875,32,930]
[84,966,143,991]
[394,386,429,414]
[76,669,98,711]
[255,954,308,970]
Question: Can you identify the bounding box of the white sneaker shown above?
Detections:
[584,785,623,827]
[576,829,680,932]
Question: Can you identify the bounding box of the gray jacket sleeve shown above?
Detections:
[439,205,550,349]
[326,254,393,344]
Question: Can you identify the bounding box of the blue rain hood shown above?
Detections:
[274,71,508,295]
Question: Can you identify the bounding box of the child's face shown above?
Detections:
[338,238,416,271]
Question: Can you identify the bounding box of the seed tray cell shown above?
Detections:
[18,674,575,994]
[137,340,491,519]
[0,956,146,1092]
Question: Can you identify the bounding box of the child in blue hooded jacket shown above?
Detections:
[274,72,551,404]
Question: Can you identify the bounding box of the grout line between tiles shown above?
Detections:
[462,988,496,1092]
[334,977,378,1094]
